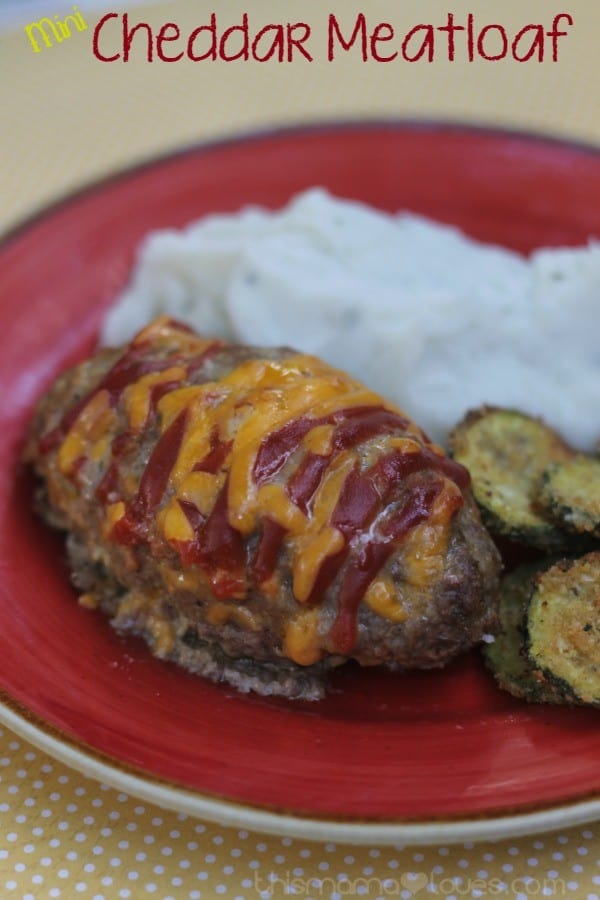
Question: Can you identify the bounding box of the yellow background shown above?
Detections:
[1,0,599,896]
[2,0,599,230]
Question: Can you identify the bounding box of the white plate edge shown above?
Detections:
[0,700,598,846]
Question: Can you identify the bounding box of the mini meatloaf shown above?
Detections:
[25,317,501,699]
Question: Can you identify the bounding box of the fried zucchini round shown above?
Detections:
[527,553,600,707]
[538,456,600,539]
[449,407,575,551]
[483,561,569,704]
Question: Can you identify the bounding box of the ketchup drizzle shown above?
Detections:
[50,324,471,647]
[329,480,443,654]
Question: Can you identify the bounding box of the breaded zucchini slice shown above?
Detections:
[538,456,600,539]
[483,561,569,703]
[527,553,600,707]
[449,407,575,550]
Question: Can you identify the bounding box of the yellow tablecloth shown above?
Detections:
[2,1,599,896]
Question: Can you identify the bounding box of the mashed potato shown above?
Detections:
[101,189,600,449]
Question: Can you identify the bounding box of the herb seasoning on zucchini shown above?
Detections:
[539,456,600,539]
[527,553,600,707]
[483,561,569,704]
[449,407,576,551]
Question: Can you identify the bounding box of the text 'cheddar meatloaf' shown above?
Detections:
[25,317,501,699]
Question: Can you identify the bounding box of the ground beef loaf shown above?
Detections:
[24,317,501,699]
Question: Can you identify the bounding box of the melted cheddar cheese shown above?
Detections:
[47,317,470,658]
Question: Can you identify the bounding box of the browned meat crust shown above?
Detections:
[25,318,501,699]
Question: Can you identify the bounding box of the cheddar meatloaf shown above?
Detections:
[25,317,501,699]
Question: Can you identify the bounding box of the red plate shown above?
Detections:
[1,123,599,840]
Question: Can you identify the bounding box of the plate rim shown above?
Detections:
[1,695,599,845]
[1,117,599,247]
[2,118,599,842]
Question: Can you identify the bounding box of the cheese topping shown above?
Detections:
[363,578,409,623]
[46,317,470,657]
[283,608,325,666]
[58,389,114,475]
